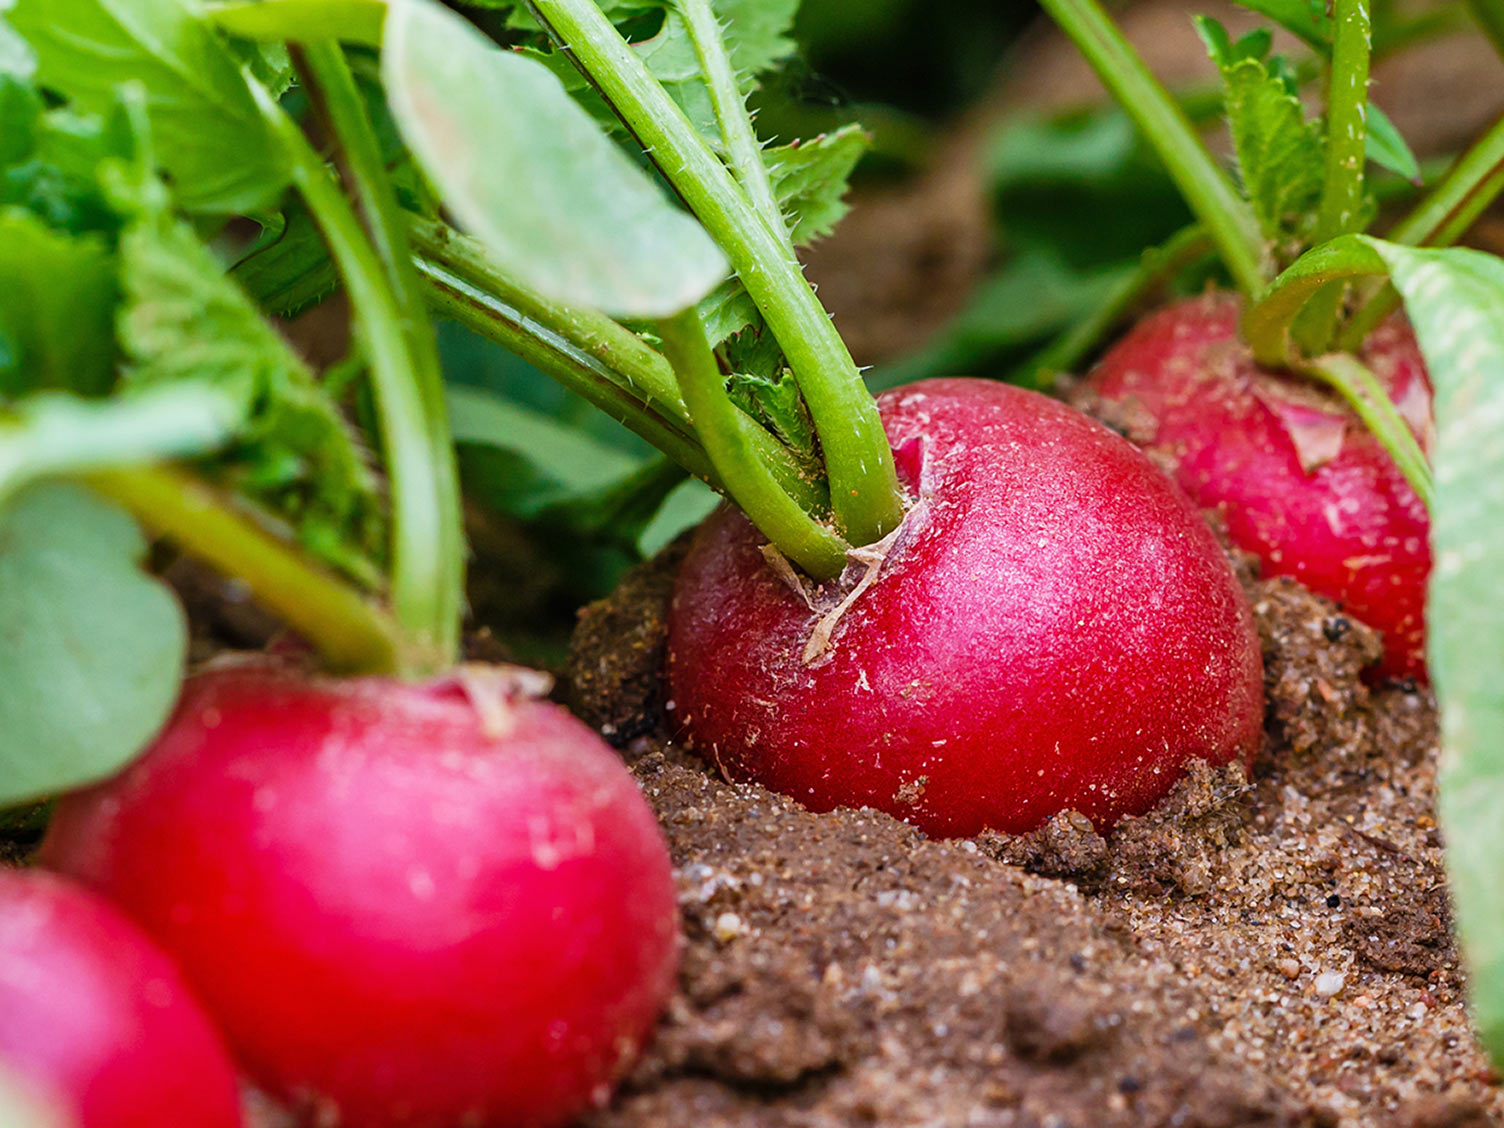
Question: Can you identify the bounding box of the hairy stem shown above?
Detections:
[677,0,790,250]
[657,310,848,577]
[253,80,453,676]
[411,226,829,516]
[1036,0,1265,298]
[527,0,903,547]
[1316,0,1373,243]
[89,467,400,673]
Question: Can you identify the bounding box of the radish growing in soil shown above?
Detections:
[669,378,1264,836]
[1085,294,1431,681]
[42,662,679,1128]
[0,869,243,1128]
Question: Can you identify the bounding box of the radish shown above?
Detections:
[40,662,680,1128]
[0,868,242,1128]
[1085,293,1431,681]
[666,378,1264,837]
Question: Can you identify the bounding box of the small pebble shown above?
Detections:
[1315,971,1346,998]
[713,912,744,942]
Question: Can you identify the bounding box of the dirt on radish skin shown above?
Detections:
[38,662,679,1128]
[1079,293,1432,683]
[566,549,1499,1128]
[0,869,244,1128]
[668,378,1264,838]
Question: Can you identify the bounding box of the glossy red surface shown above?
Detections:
[0,869,242,1128]
[41,663,679,1128]
[667,378,1264,837]
[1087,293,1431,680]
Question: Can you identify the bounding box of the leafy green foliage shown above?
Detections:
[0,483,186,806]
[1197,17,1324,243]
[0,211,116,397]
[1354,240,1504,1069]
[6,0,289,214]
[385,0,728,319]
[117,197,387,583]
[766,124,869,245]
[207,0,387,46]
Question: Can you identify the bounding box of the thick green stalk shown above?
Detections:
[253,82,452,676]
[657,310,848,577]
[411,229,829,517]
[1036,0,1265,298]
[295,43,464,672]
[527,0,903,547]
[1316,0,1373,243]
[1341,113,1504,349]
[676,0,790,250]
[88,467,400,673]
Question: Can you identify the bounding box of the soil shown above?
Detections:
[566,546,1501,1128]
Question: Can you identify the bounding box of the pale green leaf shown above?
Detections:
[1365,102,1421,183]
[1232,0,1332,49]
[384,0,728,318]
[7,0,289,214]
[1365,240,1504,1070]
[0,482,186,805]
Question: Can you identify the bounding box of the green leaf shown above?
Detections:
[207,0,387,45]
[0,210,116,397]
[7,0,289,214]
[118,202,386,583]
[447,383,640,519]
[1232,0,1332,49]
[1197,16,1324,242]
[1365,101,1420,183]
[0,482,186,806]
[1363,241,1504,1068]
[384,0,728,318]
[766,123,869,245]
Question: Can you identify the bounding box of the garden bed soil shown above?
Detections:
[566,546,1500,1128]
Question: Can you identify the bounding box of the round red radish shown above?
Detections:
[1085,292,1431,681]
[667,377,1264,838]
[0,868,242,1128]
[40,662,679,1128]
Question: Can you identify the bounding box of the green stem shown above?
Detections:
[1315,0,1373,244]
[88,467,400,673]
[527,0,902,547]
[1466,0,1504,59]
[1303,354,1432,507]
[252,80,452,676]
[1341,113,1504,349]
[1035,0,1265,298]
[657,310,848,577]
[1025,225,1213,383]
[296,42,464,671]
[411,229,829,517]
[676,0,789,250]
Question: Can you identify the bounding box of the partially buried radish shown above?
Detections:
[1085,293,1431,681]
[40,661,679,1128]
[0,868,243,1128]
[667,377,1264,838]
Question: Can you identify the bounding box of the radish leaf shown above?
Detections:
[5,0,289,214]
[766,124,870,245]
[0,483,186,806]
[1367,240,1504,1068]
[208,0,387,45]
[384,0,727,318]
[118,197,386,584]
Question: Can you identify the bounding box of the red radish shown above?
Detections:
[0,868,242,1128]
[667,377,1263,838]
[1085,293,1431,681]
[40,662,679,1128]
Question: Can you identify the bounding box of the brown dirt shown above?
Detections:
[567,549,1502,1128]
